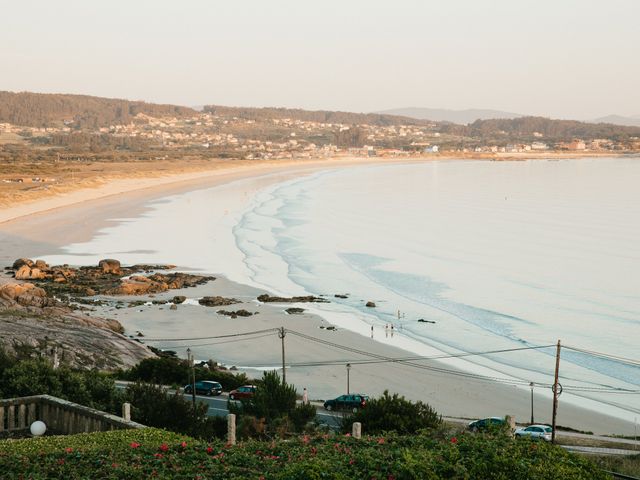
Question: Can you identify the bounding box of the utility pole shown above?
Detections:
[530,382,534,424]
[551,339,561,444]
[186,348,196,409]
[279,327,286,384]
[346,363,351,394]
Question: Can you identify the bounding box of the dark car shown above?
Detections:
[323,394,369,413]
[229,385,257,400]
[467,417,507,432]
[183,380,223,396]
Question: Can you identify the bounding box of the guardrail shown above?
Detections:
[0,395,144,435]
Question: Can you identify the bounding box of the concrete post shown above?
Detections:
[227,414,236,445]
[506,415,516,434]
[352,422,362,439]
[122,403,131,422]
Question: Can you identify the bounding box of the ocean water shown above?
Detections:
[42,158,640,421]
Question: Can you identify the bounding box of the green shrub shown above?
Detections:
[342,390,441,435]
[0,428,608,479]
[0,356,123,413]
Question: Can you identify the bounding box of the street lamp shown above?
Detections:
[187,348,196,408]
[346,363,351,394]
[530,382,534,424]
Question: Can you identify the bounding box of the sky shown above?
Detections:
[1,0,639,120]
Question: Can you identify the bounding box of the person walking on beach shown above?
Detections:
[302,388,309,404]
[370,325,374,338]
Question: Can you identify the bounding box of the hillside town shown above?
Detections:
[2,108,639,167]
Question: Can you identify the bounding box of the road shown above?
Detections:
[115,381,343,428]
[115,381,640,450]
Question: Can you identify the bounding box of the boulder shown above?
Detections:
[365,301,376,308]
[0,283,56,308]
[98,259,122,275]
[199,296,240,307]
[170,304,178,310]
[285,307,305,315]
[216,309,253,318]
[15,265,47,280]
[12,258,34,270]
[34,259,49,270]
[172,295,186,304]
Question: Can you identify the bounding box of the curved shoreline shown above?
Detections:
[0,157,638,435]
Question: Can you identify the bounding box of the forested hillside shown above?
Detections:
[441,116,640,142]
[0,91,196,128]
[203,105,430,127]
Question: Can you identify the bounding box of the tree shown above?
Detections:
[231,370,316,435]
[124,381,225,440]
[342,390,441,435]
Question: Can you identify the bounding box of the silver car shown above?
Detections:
[514,424,552,441]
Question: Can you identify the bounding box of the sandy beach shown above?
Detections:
[1,156,637,436]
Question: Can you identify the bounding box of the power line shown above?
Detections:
[284,330,548,387]
[140,328,280,342]
[562,345,640,367]
[154,332,277,349]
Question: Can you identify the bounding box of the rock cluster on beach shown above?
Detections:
[198,296,240,307]
[6,258,215,298]
[257,294,329,303]
[216,309,254,318]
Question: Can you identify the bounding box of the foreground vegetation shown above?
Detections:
[0,427,611,479]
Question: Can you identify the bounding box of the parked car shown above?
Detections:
[515,424,552,441]
[467,417,507,432]
[323,394,369,413]
[229,385,257,400]
[183,380,223,396]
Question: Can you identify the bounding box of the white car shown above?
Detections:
[514,424,552,441]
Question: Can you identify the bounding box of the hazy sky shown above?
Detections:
[1,0,638,119]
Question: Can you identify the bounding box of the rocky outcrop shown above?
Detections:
[199,296,240,307]
[172,295,187,304]
[0,280,154,369]
[285,307,305,315]
[0,282,57,309]
[216,309,253,318]
[257,294,329,303]
[7,258,214,298]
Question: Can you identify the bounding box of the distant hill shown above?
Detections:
[0,91,196,128]
[203,105,431,127]
[439,116,640,142]
[590,115,640,128]
[376,107,524,124]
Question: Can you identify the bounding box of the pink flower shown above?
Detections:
[130,442,141,449]
[181,441,188,448]
[450,437,458,444]
[345,432,351,437]
[377,437,385,444]
[57,458,65,465]
[65,447,73,453]
[159,443,169,452]
[349,458,355,465]
[206,447,214,454]
[154,453,163,459]
[302,435,310,444]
